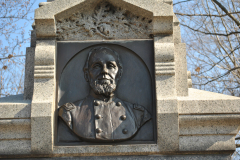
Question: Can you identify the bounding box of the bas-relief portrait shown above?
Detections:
[57,42,155,143]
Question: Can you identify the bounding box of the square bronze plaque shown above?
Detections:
[56,40,156,145]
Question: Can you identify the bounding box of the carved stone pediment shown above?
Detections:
[56,2,153,40]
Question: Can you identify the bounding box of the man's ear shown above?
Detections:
[84,70,89,82]
[116,69,123,81]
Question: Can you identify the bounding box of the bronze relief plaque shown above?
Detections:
[56,40,156,144]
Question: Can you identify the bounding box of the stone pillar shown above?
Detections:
[153,15,179,152]
[31,40,55,154]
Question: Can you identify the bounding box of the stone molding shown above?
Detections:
[155,62,175,75]
[34,65,54,79]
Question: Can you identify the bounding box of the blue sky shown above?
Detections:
[0,0,45,96]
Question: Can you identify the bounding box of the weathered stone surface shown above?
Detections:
[157,99,179,151]
[179,114,240,135]
[175,43,188,96]
[24,47,35,100]
[34,40,55,66]
[178,88,240,114]
[35,19,56,37]
[0,119,31,140]
[154,40,176,98]
[154,34,173,43]
[4,154,232,160]
[0,95,31,119]
[179,135,236,151]
[155,75,176,98]
[32,78,54,102]
[153,16,173,34]
[53,144,159,155]
[56,2,153,40]
[173,14,181,43]
[154,43,174,62]
[0,140,31,155]
[30,30,36,47]
[31,102,53,154]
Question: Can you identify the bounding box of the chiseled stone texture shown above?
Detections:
[32,78,54,102]
[5,155,233,160]
[31,102,53,154]
[179,135,236,151]
[178,88,240,152]
[24,47,35,100]
[173,14,181,44]
[157,99,179,151]
[0,119,31,140]
[0,95,31,119]
[0,140,31,155]
[35,41,55,66]
[53,144,159,156]
[30,30,36,47]
[35,19,56,37]
[31,38,55,154]
[175,43,188,96]
[153,16,173,34]
[155,75,176,98]
[0,95,31,154]
[179,114,240,135]
[154,34,173,43]
[178,88,240,114]
[154,43,174,62]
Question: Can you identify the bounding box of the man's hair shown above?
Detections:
[83,47,123,81]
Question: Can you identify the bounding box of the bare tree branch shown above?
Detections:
[175,12,240,17]
[173,0,193,6]
[180,23,240,36]
[212,0,240,27]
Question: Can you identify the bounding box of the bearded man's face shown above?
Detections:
[87,49,119,96]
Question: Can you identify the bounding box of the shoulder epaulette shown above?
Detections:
[62,102,75,111]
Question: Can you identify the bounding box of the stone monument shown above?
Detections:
[0,0,239,159]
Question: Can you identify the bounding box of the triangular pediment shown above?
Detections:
[56,1,153,40]
[34,0,173,38]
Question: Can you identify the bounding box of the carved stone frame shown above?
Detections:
[31,0,188,156]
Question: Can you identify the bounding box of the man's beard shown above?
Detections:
[89,78,116,97]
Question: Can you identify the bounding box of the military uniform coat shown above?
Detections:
[58,95,151,142]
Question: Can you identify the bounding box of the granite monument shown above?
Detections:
[0,0,239,159]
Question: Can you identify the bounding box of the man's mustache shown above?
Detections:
[97,74,113,80]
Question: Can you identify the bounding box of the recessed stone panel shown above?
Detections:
[56,40,156,144]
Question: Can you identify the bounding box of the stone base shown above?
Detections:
[6,154,232,160]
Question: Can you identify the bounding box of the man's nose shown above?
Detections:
[101,65,108,74]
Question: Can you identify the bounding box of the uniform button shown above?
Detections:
[94,101,100,106]
[96,128,102,133]
[95,114,101,119]
[120,115,126,120]
[122,129,128,134]
[116,102,121,106]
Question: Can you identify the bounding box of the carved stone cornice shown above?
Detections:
[56,2,153,40]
